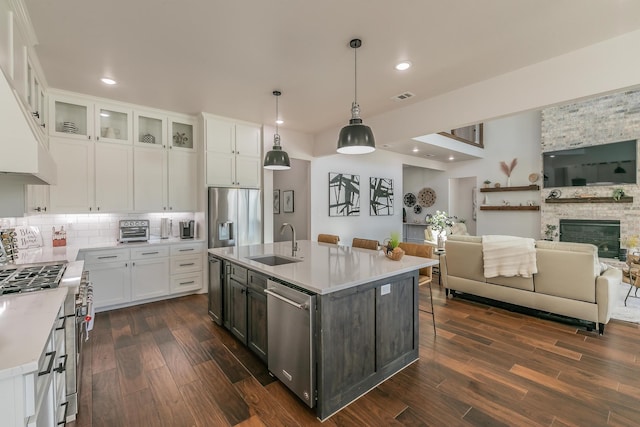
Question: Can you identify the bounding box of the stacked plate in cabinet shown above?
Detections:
[62,121,79,134]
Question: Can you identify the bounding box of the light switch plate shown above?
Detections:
[381,284,391,295]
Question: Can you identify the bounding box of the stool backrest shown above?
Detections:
[352,238,380,250]
[398,242,433,277]
[318,234,340,244]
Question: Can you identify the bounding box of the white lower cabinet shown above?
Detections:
[88,259,132,309]
[130,246,170,300]
[0,304,66,427]
[82,242,203,311]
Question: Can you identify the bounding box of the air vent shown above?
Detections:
[391,92,415,102]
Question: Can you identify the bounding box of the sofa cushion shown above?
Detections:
[535,240,600,277]
[443,237,485,283]
[486,275,534,291]
[534,241,599,303]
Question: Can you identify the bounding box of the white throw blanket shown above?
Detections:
[482,235,538,278]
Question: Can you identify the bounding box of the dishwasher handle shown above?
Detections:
[264,288,309,310]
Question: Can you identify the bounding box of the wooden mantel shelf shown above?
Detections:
[544,196,633,204]
[480,205,540,211]
[480,185,539,193]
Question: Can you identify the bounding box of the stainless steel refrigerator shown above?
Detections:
[208,187,262,248]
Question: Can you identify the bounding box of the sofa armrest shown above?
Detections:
[596,267,623,324]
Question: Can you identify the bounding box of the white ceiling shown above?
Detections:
[23,0,640,160]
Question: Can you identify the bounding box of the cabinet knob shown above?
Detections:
[89,207,92,211]
[35,207,41,212]
[88,135,91,140]
[43,207,47,212]
[40,123,46,128]
[96,136,100,141]
[32,111,39,118]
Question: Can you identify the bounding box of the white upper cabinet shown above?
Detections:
[170,117,196,151]
[205,116,261,188]
[49,94,133,143]
[168,150,197,212]
[134,111,167,148]
[133,145,167,212]
[48,136,133,213]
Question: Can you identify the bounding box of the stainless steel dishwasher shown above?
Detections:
[265,279,316,408]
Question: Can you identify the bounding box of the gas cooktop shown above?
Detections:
[0,262,66,295]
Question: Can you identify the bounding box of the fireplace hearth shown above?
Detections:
[559,219,620,259]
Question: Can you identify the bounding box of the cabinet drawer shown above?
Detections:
[170,272,202,294]
[228,263,247,284]
[83,248,130,264]
[131,245,170,260]
[247,270,268,292]
[171,242,203,256]
[170,255,203,275]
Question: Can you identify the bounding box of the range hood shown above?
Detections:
[0,69,56,185]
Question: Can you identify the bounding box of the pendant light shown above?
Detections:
[614,162,626,174]
[337,38,376,154]
[264,90,291,170]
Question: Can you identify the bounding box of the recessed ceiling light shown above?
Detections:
[448,155,455,161]
[395,61,412,71]
[100,112,110,117]
[412,148,419,153]
[276,119,283,125]
[101,77,117,85]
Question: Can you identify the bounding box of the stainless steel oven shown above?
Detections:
[66,270,93,418]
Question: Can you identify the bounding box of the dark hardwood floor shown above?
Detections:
[69,277,640,426]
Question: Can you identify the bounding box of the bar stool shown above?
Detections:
[351,238,380,250]
[398,242,436,335]
[318,234,340,244]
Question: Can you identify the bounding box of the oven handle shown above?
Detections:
[55,314,66,331]
[264,288,308,310]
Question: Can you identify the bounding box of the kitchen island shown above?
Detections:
[208,240,438,420]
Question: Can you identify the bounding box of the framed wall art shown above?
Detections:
[329,173,360,216]
[370,177,394,216]
[283,190,294,213]
[273,189,280,214]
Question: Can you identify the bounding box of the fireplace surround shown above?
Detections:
[559,219,620,259]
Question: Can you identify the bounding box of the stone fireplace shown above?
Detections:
[540,90,640,256]
[559,219,620,259]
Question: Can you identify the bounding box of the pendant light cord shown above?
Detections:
[354,46,358,105]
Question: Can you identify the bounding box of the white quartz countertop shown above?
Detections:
[208,240,438,295]
[0,287,69,380]
[11,238,206,265]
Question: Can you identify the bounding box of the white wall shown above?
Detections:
[404,110,542,238]
[262,126,314,243]
[273,158,310,241]
[310,150,404,246]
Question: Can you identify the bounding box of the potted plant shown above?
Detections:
[426,211,455,249]
[620,234,639,261]
[483,179,491,188]
[383,231,404,260]
[613,188,625,201]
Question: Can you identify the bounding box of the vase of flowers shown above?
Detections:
[426,211,455,249]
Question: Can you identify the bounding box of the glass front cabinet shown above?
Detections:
[49,95,132,143]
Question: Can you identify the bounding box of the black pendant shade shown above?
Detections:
[614,163,626,174]
[337,117,375,154]
[337,38,375,155]
[264,136,291,170]
[264,90,291,170]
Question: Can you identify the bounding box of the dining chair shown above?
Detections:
[351,238,380,250]
[318,234,340,244]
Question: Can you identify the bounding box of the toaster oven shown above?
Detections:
[119,220,150,243]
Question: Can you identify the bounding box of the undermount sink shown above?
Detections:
[246,254,301,266]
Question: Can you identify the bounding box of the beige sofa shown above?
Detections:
[441,235,622,334]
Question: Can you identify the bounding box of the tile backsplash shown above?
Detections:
[0,212,196,247]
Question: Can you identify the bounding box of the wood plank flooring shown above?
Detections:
[68,278,640,426]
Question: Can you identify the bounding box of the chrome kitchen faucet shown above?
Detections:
[280,223,297,257]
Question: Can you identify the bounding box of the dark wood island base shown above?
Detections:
[316,270,420,420]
